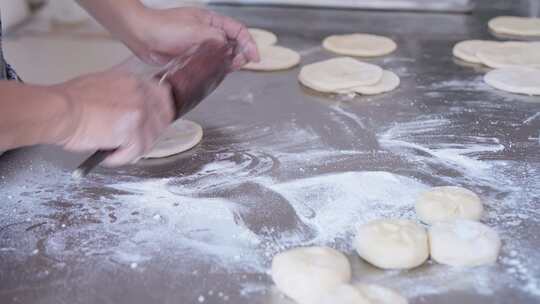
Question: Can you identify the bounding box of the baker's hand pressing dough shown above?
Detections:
[484,66,540,96]
[248,28,278,46]
[476,42,540,68]
[271,246,351,304]
[243,45,300,71]
[354,219,429,269]
[429,219,501,267]
[488,16,540,37]
[452,40,501,64]
[299,57,383,93]
[415,186,484,225]
[318,283,408,304]
[144,119,203,158]
[323,34,397,57]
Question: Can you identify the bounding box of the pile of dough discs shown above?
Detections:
[452,40,540,95]
[354,186,501,269]
[488,16,540,37]
[271,246,407,304]
[144,119,203,158]
[243,28,301,71]
[299,57,400,96]
[323,33,397,57]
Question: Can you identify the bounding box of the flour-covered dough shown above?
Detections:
[484,66,540,96]
[271,246,352,304]
[243,45,300,71]
[248,28,278,46]
[144,119,203,158]
[488,16,540,36]
[429,219,501,267]
[352,70,400,95]
[476,42,540,68]
[299,57,383,92]
[415,186,484,224]
[323,34,397,57]
[452,40,501,63]
[354,219,429,269]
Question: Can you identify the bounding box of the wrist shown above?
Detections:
[46,85,82,146]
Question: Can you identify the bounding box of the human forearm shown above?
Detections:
[0,81,74,151]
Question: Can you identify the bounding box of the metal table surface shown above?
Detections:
[1,3,540,304]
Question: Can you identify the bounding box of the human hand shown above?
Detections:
[124,7,259,70]
[53,69,174,167]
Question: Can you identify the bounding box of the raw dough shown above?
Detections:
[352,70,400,95]
[429,219,501,267]
[144,120,203,158]
[318,283,407,304]
[452,40,501,64]
[299,57,383,93]
[476,42,540,68]
[323,34,397,57]
[354,219,429,269]
[415,186,484,225]
[243,45,300,71]
[488,16,540,37]
[271,246,351,304]
[248,28,278,46]
[484,66,540,96]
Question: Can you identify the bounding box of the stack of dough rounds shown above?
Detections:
[476,42,540,68]
[244,28,300,71]
[415,186,484,224]
[452,40,502,64]
[298,57,399,95]
[429,219,502,267]
[484,66,540,96]
[144,120,203,158]
[323,33,397,57]
[488,16,540,37]
[354,219,429,269]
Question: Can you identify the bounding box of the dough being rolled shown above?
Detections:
[488,16,540,37]
[248,28,278,46]
[323,33,397,57]
[144,119,203,158]
[243,45,300,71]
[484,66,540,96]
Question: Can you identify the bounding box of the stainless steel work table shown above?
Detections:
[1,2,540,304]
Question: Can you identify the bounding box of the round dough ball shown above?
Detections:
[452,40,501,64]
[248,28,278,46]
[299,57,383,93]
[323,34,397,57]
[476,42,540,68]
[144,120,203,158]
[355,284,408,304]
[484,66,540,96]
[415,186,484,225]
[488,16,540,36]
[354,219,429,270]
[243,45,300,71]
[271,246,351,304]
[429,219,501,267]
[352,70,400,95]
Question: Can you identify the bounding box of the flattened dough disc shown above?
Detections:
[248,28,278,46]
[352,70,400,95]
[488,16,540,36]
[452,40,501,64]
[484,66,540,96]
[299,57,383,92]
[243,45,300,71]
[323,34,397,57]
[476,42,540,68]
[144,120,203,158]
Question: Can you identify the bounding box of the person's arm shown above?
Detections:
[0,69,174,166]
[75,0,259,68]
[0,81,73,150]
